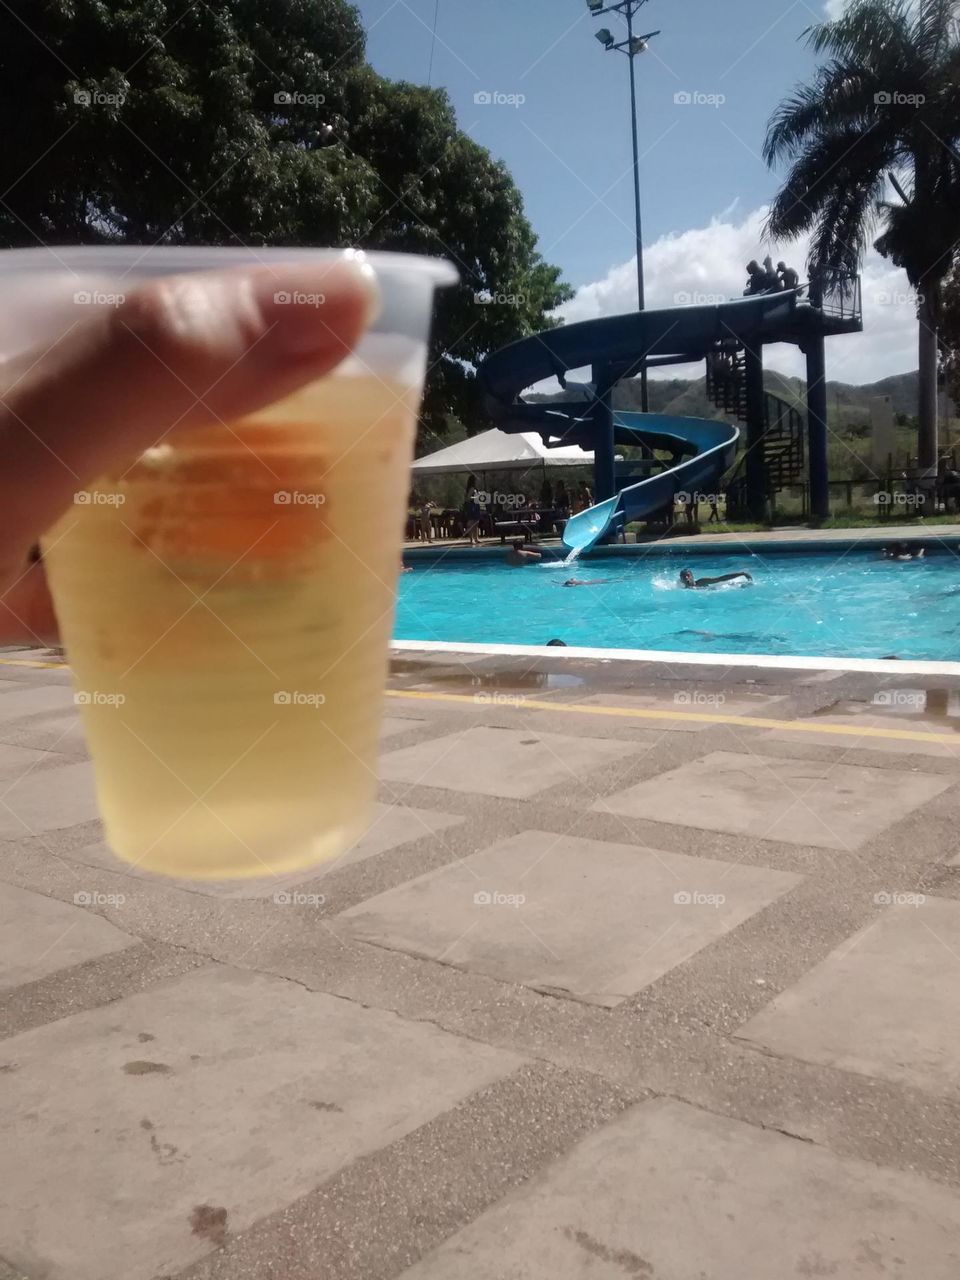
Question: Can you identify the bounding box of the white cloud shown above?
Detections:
[558,204,918,387]
[824,0,848,18]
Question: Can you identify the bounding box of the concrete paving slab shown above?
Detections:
[380,716,425,739]
[0,743,57,780]
[68,803,464,898]
[0,712,87,754]
[337,831,800,1006]
[0,966,523,1280]
[578,690,790,731]
[0,882,133,991]
[379,725,640,799]
[401,1098,960,1279]
[737,896,960,1098]
[0,760,99,839]
[0,686,78,719]
[594,750,953,849]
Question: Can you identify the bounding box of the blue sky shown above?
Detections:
[357,0,917,385]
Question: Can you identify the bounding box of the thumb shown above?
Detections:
[0,259,379,574]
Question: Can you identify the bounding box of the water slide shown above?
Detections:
[478,291,801,553]
[557,411,738,552]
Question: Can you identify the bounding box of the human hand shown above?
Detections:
[0,260,378,645]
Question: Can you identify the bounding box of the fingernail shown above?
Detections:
[257,260,380,357]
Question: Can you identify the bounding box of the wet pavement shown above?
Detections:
[3,644,960,1278]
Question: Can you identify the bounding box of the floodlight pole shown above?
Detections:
[589,1,658,413]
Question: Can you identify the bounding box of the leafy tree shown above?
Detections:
[0,0,570,442]
[764,0,960,474]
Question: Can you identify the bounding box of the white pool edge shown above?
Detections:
[391,639,960,677]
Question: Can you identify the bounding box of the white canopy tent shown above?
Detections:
[411,428,609,476]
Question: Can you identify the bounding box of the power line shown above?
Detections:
[427,0,440,84]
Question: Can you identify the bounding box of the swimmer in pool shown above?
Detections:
[679,568,752,589]
[563,578,609,586]
[505,538,542,566]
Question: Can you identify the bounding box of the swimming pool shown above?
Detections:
[395,546,960,662]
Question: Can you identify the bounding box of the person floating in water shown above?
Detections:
[563,578,609,587]
[505,538,541,566]
[679,568,753,589]
[881,542,924,561]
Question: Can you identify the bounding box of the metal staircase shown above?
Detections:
[705,346,806,519]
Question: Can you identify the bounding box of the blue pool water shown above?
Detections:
[395,547,960,661]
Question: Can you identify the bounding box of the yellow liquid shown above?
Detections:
[43,375,418,878]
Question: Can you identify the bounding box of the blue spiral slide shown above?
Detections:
[558,412,738,552]
[478,292,805,553]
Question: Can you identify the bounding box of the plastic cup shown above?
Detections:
[2,246,456,879]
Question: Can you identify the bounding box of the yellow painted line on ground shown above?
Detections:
[385,688,960,746]
[0,656,68,670]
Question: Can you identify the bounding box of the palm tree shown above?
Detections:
[764,0,960,478]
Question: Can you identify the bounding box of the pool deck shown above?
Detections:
[405,520,960,559]
[4,646,960,1276]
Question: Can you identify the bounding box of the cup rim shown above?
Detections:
[0,245,459,287]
